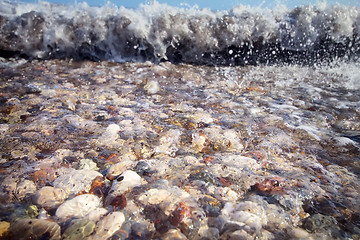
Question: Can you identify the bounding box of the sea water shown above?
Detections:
[0,0,359,239]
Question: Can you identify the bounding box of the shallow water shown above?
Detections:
[0,58,359,239]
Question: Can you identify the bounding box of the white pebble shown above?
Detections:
[53,170,102,195]
[33,186,69,209]
[56,194,101,220]
[88,212,125,239]
[144,80,160,94]
[106,170,142,205]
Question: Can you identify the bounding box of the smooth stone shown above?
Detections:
[25,205,39,218]
[144,80,160,94]
[161,229,187,240]
[62,219,95,240]
[138,187,191,215]
[198,225,219,240]
[87,212,125,239]
[15,180,37,200]
[85,208,108,222]
[288,227,310,239]
[33,186,69,209]
[0,176,17,202]
[108,170,142,196]
[230,211,262,233]
[106,160,134,180]
[303,213,339,232]
[10,218,61,240]
[78,159,99,171]
[227,229,252,240]
[134,160,151,176]
[155,129,182,156]
[97,124,121,145]
[207,217,226,231]
[56,194,101,220]
[0,221,10,238]
[53,170,102,195]
[37,208,50,220]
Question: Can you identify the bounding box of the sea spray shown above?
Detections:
[0,0,359,64]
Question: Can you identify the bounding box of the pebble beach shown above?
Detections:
[0,58,359,239]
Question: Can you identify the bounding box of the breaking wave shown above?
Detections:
[0,0,359,65]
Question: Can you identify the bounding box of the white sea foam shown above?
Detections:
[0,0,359,64]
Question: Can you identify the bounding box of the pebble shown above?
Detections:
[200,195,222,217]
[303,213,340,234]
[134,160,151,176]
[85,208,108,222]
[0,176,17,202]
[230,211,262,234]
[287,227,310,239]
[55,194,102,220]
[226,229,252,240]
[106,160,135,180]
[78,159,99,171]
[0,221,10,238]
[138,186,191,215]
[9,218,61,240]
[198,225,220,239]
[97,124,121,146]
[144,80,161,94]
[33,186,69,209]
[161,229,188,240]
[53,170,102,196]
[87,212,125,239]
[15,179,37,200]
[106,170,142,204]
[62,219,96,240]
[155,129,182,156]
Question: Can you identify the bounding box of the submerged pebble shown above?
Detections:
[87,212,125,240]
[0,59,359,239]
[55,194,102,220]
[53,170,102,196]
[62,219,95,240]
[33,186,69,209]
[9,218,61,240]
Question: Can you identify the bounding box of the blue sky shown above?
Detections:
[20,0,360,10]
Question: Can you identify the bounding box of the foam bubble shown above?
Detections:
[0,0,359,65]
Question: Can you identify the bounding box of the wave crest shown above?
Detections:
[0,0,359,65]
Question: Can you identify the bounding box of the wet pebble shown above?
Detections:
[161,229,187,240]
[106,160,135,180]
[198,225,220,239]
[144,80,161,94]
[87,212,125,239]
[200,195,222,217]
[207,216,226,231]
[62,219,95,240]
[78,159,99,171]
[9,218,61,240]
[15,179,36,201]
[0,221,10,238]
[303,213,340,234]
[33,186,69,209]
[85,208,108,222]
[106,170,142,204]
[138,185,191,215]
[134,160,151,176]
[52,170,102,196]
[55,194,101,220]
[287,227,310,239]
